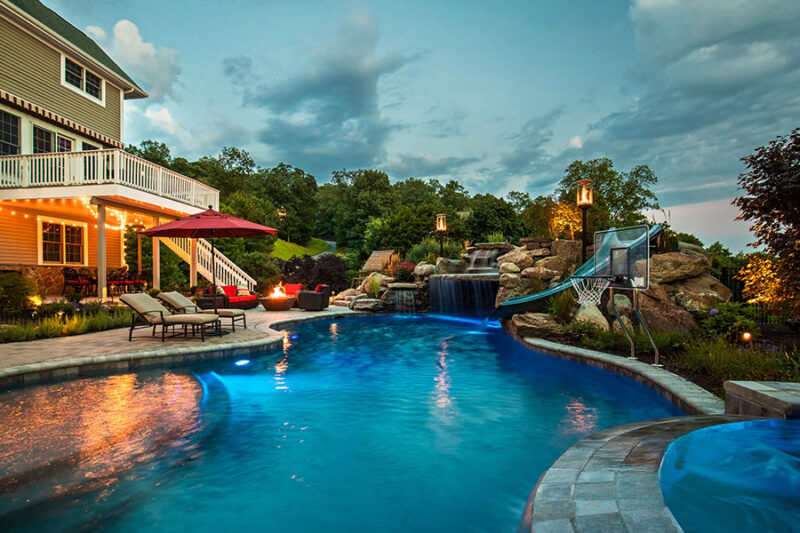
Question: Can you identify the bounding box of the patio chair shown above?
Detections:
[107,267,127,296]
[157,291,247,332]
[297,284,332,311]
[119,293,220,342]
[79,267,97,296]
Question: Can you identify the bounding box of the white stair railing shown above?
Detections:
[160,236,257,290]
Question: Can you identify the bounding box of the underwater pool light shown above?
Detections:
[235,359,251,366]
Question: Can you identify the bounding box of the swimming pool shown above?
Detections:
[660,418,800,533]
[0,315,682,532]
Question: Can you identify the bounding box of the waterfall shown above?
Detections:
[429,276,499,315]
[391,289,416,314]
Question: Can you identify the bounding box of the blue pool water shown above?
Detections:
[0,315,682,532]
[661,418,800,533]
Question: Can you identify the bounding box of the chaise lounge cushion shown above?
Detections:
[157,291,246,318]
[121,293,219,325]
[162,314,219,325]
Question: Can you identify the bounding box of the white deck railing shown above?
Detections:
[0,149,218,210]
[161,236,257,290]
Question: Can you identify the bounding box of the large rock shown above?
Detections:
[436,257,466,274]
[551,239,581,264]
[650,252,711,284]
[334,288,360,301]
[499,262,520,274]
[351,297,387,312]
[612,315,635,335]
[677,242,710,257]
[496,247,534,270]
[358,272,386,295]
[574,302,609,331]
[638,285,698,333]
[499,272,521,288]
[534,256,567,276]
[521,266,558,281]
[606,294,633,316]
[530,248,551,257]
[669,274,732,313]
[414,262,436,277]
[507,313,565,338]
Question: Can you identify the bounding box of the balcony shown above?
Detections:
[0,149,218,211]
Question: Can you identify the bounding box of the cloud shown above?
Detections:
[228,9,419,176]
[498,107,563,178]
[569,136,583,149]
[381,153,481,178]
[90,20,182,102]
[423,105,468,138]
[222,55,253,80]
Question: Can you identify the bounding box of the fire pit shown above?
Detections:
[259,282,296,312]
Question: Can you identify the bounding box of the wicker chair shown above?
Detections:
[297,284,332,311]
[62,267,89,295]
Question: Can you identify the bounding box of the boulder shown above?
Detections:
[496,247,534,270]
[521,266,558,281]
[414,263,436,277]
[351,298,387,312]
[612,315,635,335]
[499,262,520,274]
[530,248,551,257]
[436,257,466,274]
[334,288,360,301]
[650,252,711,284]
[638,285,698,333]
[358,272,386,295]
[534,256,567,276]
[574,302,609,331]
[499,272,521,289]
[677,241,710,257]
[507,312,565,338]
[606,294,633,315]
[551,239,581,264]
[669,274,732,313]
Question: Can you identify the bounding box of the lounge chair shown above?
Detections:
[157,291,247,331]
[119,293,220,342]
[297,284,332,311]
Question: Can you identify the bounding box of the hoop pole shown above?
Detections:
[631,290,660,366]
[581,206,588,263]
[609,288,635,358]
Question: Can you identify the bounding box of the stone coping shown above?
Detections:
[522,415,751,533]
[515,337,724,416]
[0,307,357,391]
[429,273,500,280]
[724,380,800,418]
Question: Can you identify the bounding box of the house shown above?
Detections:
[0,0,254,297]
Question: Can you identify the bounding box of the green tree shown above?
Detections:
[506,191,533,214]
[314,183,342,241]
[520,195,556,238]
[556,158,660,229]
[435,179,472,212]
[466,194,521,241]
[331,169,397,251]
[125,140,173,168]
[124,228,188,289]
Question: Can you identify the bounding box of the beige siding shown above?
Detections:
[0,206,122,268]
[0,15,122,141]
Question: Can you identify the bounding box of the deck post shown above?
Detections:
[97,203,107,299]
[190,238,198,286]
[152,217,161,290]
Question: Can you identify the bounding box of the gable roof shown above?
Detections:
[362,250,396,273]
[4,0,147,98]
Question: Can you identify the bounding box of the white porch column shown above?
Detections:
[190,239,198,286]
[152,217,160,290]
[97,203,107,299]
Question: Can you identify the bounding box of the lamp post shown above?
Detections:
[576,179,593,263]
[435,213,447,257]
[277,206,288,242]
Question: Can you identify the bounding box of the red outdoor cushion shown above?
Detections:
[223,285,237,297]
[284,283,303,296]
[315,284,329,293]
[228,295,257,303]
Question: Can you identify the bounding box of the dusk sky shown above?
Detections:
[46,0,800,251]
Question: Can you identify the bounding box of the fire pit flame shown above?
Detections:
[269,282,288,299]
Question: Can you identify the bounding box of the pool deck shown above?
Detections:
[521,414,751,533]
[0,306,357,390]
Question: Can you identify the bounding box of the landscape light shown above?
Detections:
[741,331,752,342]
[235,359,251,366]
[436,213,447,232]
[576,179,593,207]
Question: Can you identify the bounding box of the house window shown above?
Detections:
[33,126,73,154]
[41,222,63,263]
[38,217,87,265]
[63,57,104,102]
[0,110,19,155]
[82,142,99,151]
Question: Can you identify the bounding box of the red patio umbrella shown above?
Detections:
[140,207,276,312]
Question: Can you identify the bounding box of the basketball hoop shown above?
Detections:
[571,276,611,305]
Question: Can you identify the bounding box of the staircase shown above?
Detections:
[161,237,257,290]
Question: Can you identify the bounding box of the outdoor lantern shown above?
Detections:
[576,179,593,263]
[277,207,287,219]
[436,213,447,232]
[576,179,593,207]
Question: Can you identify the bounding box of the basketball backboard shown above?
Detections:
[594,225,650,289]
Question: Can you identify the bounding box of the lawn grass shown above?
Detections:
[270,238,331,261]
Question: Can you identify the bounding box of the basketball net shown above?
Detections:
[572,277,610,305]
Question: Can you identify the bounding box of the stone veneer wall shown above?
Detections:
[0,264,66,295]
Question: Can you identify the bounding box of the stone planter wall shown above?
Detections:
[0,264,65,295]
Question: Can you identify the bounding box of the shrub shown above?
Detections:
[392,261,416,283]
[700,302,760,340]
[484,231,506,243]
[0,272,40,319]
[79,302,105,315]
[406,237,463,263]
[548,290,577,323]
[63,315,89,336]
[36,317,62,339]
[281,255,316,286]
[147,288,161,297]
[1,323,38,342]
[40,301,76,318]
[367,276,382,298]
[677,338,795,394]
[312,254,349,292]
[565,320,687,355]
[65,291,84,305]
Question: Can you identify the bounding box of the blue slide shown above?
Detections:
[488,224,662,320]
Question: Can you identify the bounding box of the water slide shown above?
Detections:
[488,224,662,320]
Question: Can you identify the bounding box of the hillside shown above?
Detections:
[270,238,331,261]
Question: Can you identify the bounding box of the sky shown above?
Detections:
[46,0,800,252]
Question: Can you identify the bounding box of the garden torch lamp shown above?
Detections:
[436,213,447,257]
[576,179,593,263]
